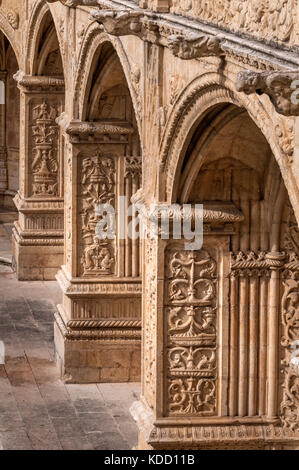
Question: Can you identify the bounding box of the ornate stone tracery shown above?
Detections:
[31,100,59,197]
[165,247,217,416]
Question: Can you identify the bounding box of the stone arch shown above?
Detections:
[155,80,298,430]
[0,27,20,208]
[74,22,142,137]
[0,9,20,67]
[160,72,297,220]
[26,0,65,78]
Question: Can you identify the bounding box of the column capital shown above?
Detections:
[13,71,65,93]
[57,113,135,143]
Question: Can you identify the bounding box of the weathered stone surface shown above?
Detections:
[0,0,299,451]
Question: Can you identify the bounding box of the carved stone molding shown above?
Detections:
[14,71,65,92]
[47,0,98,6]
[165,247,217,417]
[55,307,141,342]
[57,115,134,143]
[236,71,299,117]
[231,251,286,278]
[280,209,299,431]
[91,9,224,60]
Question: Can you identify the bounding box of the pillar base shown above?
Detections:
[130,400,299,450]
[12,223,63,280]
[54,303,141,383]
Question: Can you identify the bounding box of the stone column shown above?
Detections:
[54,118,142,383]
[12,72,65,280]
[0,71,7,205]
[131,203,299,449]
[131,203,243,449]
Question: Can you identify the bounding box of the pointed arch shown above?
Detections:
[0,9,20,66]
[160,72,298,222]
[25,0,65,78]
[74,22,142,137]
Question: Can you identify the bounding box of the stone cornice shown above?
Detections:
[47,0,98,6]
[57,113,135,142]
[89,1,299,70]
[91,8,225,60]
[235,70,299,117]
[13,71,65,92]
[14,193,64,213]
[56,267,142,297]
[51,1,299,70]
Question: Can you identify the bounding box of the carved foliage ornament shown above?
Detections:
[236,70,299,117]
[0,1,19,30]
[170,0,296,45]
[165,248,217,416]
[280,208,299,431]
[31,101,59,197]
[79,153,115,276]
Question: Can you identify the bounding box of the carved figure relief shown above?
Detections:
[170,0,296,46]
[79,153,115,276]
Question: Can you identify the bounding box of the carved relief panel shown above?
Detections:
[76,146,142,279]
[78,152,116,277]
[170,0,297,47]
[28,98,63,198]
[164,243,218,417]
[281,207,299,431]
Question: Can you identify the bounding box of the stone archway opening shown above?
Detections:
[55,40,142,384]
[0,31,20,268]
[178,104,292,421]
[12,7,65,281]
[135,102,298,450]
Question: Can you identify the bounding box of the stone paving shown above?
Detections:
[0,212,140,450]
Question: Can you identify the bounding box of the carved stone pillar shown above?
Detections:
[132,203,299,449]
[54,118,142,383]
[132,204,238,449]
[12,72,65,280]
[0,71,7,205]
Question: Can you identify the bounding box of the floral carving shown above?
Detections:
[165,247,217,416]
[168,378,216,415]
[79,153,115,276]
[170,0,296,46]
[31,101,59,197]
[280,207,299,431]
